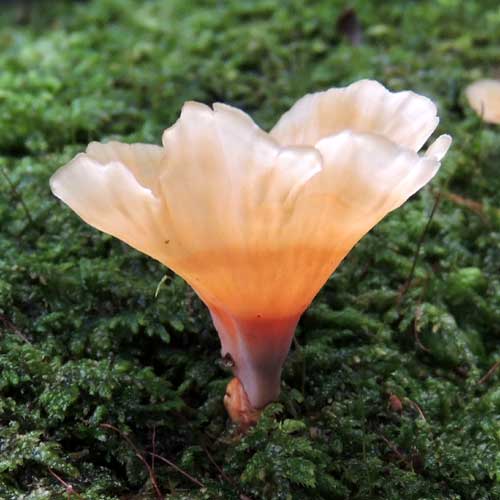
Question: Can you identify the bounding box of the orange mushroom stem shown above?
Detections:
[211,308,300,411]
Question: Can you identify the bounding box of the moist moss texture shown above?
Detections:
[1,0,500,498]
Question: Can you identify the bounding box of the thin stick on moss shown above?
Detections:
[378,434,412,468]
[203,445,239,490]
[148,452,205,488]
[47,468,84,500]
[0,167,34,226]
[405,398,427,421]
[413,304,430,353]
[100,423,163,500]
[151,424,157,482]
[478,360,500,385]
[437,189,487,218]
[398,191,441,302]
[0,313,31,344]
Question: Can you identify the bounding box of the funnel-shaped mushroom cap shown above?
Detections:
[466,79,500,124]
[50,80,451,409]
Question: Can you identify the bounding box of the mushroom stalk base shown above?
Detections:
[210,308,300,409]
[224,377,261,431]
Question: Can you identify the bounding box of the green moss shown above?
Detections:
[1,0,500,498]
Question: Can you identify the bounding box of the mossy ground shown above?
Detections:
[1,0,499,498]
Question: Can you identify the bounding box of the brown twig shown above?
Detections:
[203,447,253,499]
[203,445,237,489]
[378,434,411,467]
[398,192,441,303]
[0,313,31,344]
[478,360,500,385]
[47,468,84,500]
[405,399,427,422]
[439,190,485,217]
[434,187,500,219]
[413,305,430,353]
[148,452,204,489]
[151,425,157,482]
[0,167,34,225]
[100,424,163,500]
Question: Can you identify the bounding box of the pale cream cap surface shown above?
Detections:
[50,80,451,319]
[466,79,500,124]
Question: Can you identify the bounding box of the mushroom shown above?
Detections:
[50,80,451,428]
[466,79,500,124]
